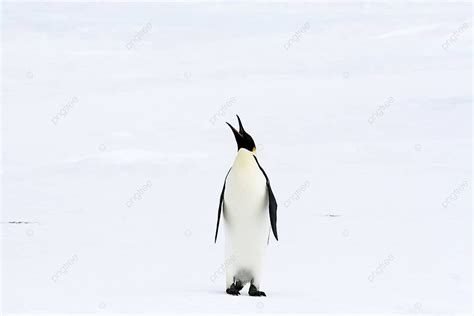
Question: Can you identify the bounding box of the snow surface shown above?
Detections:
[1,1,472,314]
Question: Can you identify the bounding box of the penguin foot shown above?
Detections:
[226,281,243,296]
[226,288,240,296]
[248,284,266,297]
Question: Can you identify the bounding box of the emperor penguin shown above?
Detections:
[214,115,278,296]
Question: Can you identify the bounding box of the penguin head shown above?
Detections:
[226,115,256,153]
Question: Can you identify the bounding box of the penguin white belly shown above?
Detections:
[223,149,269,289]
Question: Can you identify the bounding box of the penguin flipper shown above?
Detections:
[254,156,278,241]
[214,168,232,243]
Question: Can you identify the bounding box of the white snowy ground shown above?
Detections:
[1,1,472,314]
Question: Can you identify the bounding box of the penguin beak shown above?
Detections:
[236,114,245,135]
[226,122,243,143]
[226,115,256,153]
